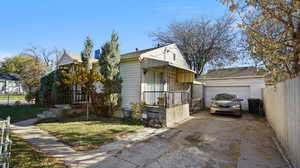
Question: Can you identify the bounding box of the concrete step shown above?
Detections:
[145,106,165,113]
[37,114,46,119]
[54,104,71,109]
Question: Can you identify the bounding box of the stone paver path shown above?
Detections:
[12,118,167,168]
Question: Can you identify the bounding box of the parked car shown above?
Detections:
[210,93,243,117]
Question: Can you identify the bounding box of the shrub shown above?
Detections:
[130,101,146,119]
[25,92,35,103]
[14,101,21,105]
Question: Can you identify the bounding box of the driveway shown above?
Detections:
[91,112,288,168]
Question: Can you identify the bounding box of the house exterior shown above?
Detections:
[120,44,195,109]
[57,51,100,104]
[0,72,24,94]
[57,44,195,126]
[199,67,265,111]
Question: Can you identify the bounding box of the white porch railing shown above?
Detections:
[143,91,190,108]
[0,117,11,168]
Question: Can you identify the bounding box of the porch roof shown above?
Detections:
[141,58,196,74]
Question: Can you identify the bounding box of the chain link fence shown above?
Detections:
[0,117,11,168]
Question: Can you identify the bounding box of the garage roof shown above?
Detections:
[0,72,21,81]
[201,66,265,79]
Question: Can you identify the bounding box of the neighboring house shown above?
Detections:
[57,44,196,126]
[0,72,24,94]
[199,67,265,111]
[57,50,99,66]
[57,51,100,104]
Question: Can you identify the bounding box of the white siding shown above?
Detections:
[120,61,141,109]
[141,44,190,71]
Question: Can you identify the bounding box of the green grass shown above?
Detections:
[0,104,45,123]
[11,134,66,168]
[36,116,143,151]
[0,94,25,100]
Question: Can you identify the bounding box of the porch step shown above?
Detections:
[145,106,165,120]
[145,106,165,113]
[37,104,70,119]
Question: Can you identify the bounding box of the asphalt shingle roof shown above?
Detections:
[121,45,166,58]
[202,66,265,78]
[0,72,21,81]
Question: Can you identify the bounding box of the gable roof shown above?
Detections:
[66,51,82,62]
[121,45,167,59]
[0,72,21,81]
[201,66,265,79]
[58,51,98,66]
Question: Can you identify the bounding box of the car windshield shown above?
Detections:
[214,93,236,100]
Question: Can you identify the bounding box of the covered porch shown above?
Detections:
[140,58,195,127]
[141,58,194,107]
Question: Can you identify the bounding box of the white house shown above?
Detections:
[0,72,24,94]
[120,44,195,110]
[199,67,265,111]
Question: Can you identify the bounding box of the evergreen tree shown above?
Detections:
[81,36,93,69]
[99,31,122,116]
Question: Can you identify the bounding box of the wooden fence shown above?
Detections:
[0,117,11,168]
[263,77,300,168]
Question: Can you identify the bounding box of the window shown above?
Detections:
[173,54,176,61]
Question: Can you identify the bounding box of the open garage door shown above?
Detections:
[204,86,250,111]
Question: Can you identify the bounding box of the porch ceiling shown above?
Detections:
[141,58,195,83]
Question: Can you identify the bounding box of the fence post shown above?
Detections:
[0,117,11,168]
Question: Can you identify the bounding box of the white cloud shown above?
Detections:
[0,51,17,61]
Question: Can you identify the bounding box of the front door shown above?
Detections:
[144,70,164,105]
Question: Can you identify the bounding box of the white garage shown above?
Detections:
[200,67,265,111]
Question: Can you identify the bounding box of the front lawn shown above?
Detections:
[0,94,25,100]
[36,116,143,151]
[11,134,66,168]
[0,104,45,123]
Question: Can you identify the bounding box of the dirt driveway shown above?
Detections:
[91,112,288,168]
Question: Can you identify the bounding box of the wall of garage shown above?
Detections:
[201,77,265,111]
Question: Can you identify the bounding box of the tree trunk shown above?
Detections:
[86,94,89,120]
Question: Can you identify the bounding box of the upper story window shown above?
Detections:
[173,54,176,61]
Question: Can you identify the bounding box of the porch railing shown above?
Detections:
[0,117,11,168]
[143,91,190,108]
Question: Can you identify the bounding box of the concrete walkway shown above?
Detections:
[12,112,289,168]
[12,118,167,167]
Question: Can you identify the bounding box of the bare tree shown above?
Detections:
[150,15,241,75]
[22,46,62,71]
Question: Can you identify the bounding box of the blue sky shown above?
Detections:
[0,0,228,59]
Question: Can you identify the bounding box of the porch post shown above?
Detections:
[165,66,170,107]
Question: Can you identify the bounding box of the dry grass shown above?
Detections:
[11,134,66,168]
[36,116,143,151]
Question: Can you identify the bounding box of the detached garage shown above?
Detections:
[199,67,265,111]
